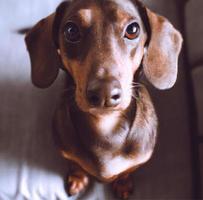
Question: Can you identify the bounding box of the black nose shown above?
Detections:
[87,78,122,108]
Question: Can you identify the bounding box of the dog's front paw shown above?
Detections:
[111,174,134,199]
[65,170,89,196]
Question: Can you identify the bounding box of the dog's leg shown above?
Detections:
[65,162,89,196]
[111,173,134,199]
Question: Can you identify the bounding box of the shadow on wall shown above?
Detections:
[0,74,70,176]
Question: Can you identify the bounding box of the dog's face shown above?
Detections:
[25,0,182,114]
[58,0,147,113]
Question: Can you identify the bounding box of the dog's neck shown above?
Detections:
[68,95,136,148]
[92,111,125,136]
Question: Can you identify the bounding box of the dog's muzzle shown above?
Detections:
[86,78,122,108]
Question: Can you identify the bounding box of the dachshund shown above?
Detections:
[25,0,182,199]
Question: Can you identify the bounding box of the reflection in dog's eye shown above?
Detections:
[64,22,81,43]
[125,22,140,40]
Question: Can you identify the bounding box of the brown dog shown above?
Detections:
[25,0,182,199]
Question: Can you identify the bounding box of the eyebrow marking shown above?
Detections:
[78,9,92,26]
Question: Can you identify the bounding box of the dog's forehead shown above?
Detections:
[67,0,141,25]
[105,0,139,16]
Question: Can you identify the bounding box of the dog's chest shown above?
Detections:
[97,151,152,179]
[95,112,126,136]
[91,112,131,146]
[94,115,152,179]
[91,114,152,179]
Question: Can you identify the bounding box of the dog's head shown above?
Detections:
[25,0,182,114]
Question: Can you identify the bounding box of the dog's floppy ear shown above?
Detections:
[25,1,69,88]
[142,8,183,90]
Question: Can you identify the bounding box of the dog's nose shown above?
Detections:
[87,78,122,108]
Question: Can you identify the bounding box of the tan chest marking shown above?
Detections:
[100,151,152,179]
[97,112,121,135]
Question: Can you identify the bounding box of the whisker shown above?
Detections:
[131,82,144,90]
[131,93,141,102]
[132,82,143,87]
[132,81,141,84]
[130,85,141,89]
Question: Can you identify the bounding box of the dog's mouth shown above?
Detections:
[76,104,125,117]
[75,94,123,114]
[64,76,133,115]
[73,89,133,116]
[86,105,124,115]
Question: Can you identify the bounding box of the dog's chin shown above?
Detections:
[75,101,130,116]
[87,107,122,116]
[75,92,133,115]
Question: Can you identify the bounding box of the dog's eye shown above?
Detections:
[64,22,81,43]
[125,22,140,40]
